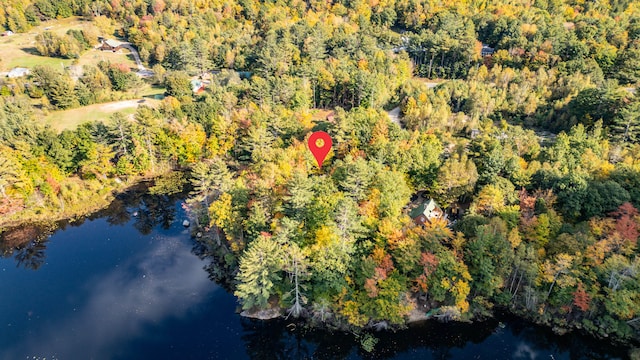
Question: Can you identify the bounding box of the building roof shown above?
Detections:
[7,67,30,78]
[481,44,495,55]
[410,198,441,219]
[103,39,123,48]
[191,79,205,93]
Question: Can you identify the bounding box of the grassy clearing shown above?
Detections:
[414,77,445,88]
[44,104,137,132]
[0,17,87,71]
[139,84,166,98]
[0,16,135,72]
[310,109,334,121]
[77,48,138,70]
[43,98,159,132]
[0,39,74,70]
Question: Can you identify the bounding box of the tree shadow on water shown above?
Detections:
[0,179,186,271]
[14,238,48,270]
[247,317,505,360]
[240,318,317,360]
[92,181,182,233]
[0,224,52,270]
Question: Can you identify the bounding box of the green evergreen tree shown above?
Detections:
[235,234,284,310]
[612,100,640,143]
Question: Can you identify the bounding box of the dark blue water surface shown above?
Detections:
[0,188,634,359]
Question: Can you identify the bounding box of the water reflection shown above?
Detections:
[513,343,538,360]
[0,181,184,270]
[0,224,52,270]
[98,183,181,233]
[236,314,631,360]
[0,235,216,360]
[241,319,316,360]
[14,238,48,270]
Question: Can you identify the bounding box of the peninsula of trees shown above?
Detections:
[1,0,639,344]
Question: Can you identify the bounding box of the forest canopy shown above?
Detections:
[0,0,639,344]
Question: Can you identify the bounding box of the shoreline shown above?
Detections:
[0,172,171,234]
[195,227,640,348]
[3,185,638,352]
[236,302,640,350]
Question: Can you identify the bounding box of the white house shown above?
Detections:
[7,68,30,78]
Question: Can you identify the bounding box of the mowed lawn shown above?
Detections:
[0,17,136,72]
[44,98,160,132]
[76,48,138,71]
[0,38,75,70]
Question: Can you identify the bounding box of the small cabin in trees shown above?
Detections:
[481,44,495,57]
[100,39,123,52]
[191,79,206,94]
[410,198,445,226]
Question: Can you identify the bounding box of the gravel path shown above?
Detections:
[100,99,147,111]
[120,43,146,71]
[387,106,404,128]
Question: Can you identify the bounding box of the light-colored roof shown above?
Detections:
[7,67,30,78]
[191,79,204,92]
[104,39,123,48]
[410,198,441,219]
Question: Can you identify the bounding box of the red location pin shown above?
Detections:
[308,131,333,169]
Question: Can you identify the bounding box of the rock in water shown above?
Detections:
[182,220,190,227]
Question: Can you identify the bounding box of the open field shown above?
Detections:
[77,48,138,71]
[0,17,88,71]
[414,77,444,88]
[0,17,136,72]
[310,109,334,121]
[0,41,74,70]
[138,84,166,98]
[43,98,160,132]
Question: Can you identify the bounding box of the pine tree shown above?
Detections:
[134,106,161,172]
[285,171,313,219]
[108,112,133,157]
[611,101,640,143]
[190,158,232,207]
[337,157,373,202]
[48,74,77,109]
[433,154,478,206]
[283,244,309,318]
[234,234,284,310]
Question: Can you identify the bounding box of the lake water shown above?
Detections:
[0,187,633,359]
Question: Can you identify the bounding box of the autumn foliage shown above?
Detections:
[572,283,591,312]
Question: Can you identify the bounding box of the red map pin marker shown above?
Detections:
[308,131,333,169]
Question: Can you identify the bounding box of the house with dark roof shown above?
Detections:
[410,198,445,226]
[481,44,495,57]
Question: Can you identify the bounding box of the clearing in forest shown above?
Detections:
[0,17,136,72]
[44,98,160,132]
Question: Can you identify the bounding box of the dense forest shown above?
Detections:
[1,0,640,345]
